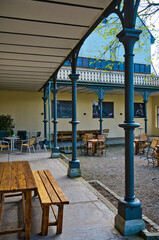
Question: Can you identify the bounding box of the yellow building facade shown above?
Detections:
[0,89,158,139]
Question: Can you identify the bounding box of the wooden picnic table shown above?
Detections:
[0,161,37,239]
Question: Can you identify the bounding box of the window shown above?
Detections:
[93,101,114,118]
[134,103,145,118]
[157,107,159,128]
[52,100,72,118]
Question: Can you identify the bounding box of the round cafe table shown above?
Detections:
[5,136,20,150]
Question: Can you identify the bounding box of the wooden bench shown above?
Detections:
[32,169,69,235]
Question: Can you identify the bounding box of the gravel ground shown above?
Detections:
[63,145,159,227]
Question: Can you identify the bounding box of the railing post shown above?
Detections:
[52,78,60,158]
[115,26,145,235]
[42,86,48,142]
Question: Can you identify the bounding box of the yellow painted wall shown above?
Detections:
[0,90,155,139]
[152,96,159,136]
[0,90,44,137]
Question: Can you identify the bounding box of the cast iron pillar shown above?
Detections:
[98,88,104,135]
[48,81,52,149]
[42,86,48,141]
[115,28,145,236]
[68,73,81,178]
[143,92,148,134]
[52,79,60,158]
[99,98,103,135]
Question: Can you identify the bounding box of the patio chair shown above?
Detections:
[80,134,93,155]
[21,137,36,153]
[96,135,107,156]
[0,140,9,151]
[138,133,149,155]
[144,139,158,166]
[38,138,47,151]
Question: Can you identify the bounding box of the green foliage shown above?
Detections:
[0,115,15,136]
[90,0,159,74]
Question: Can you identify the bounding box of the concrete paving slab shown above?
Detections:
[0,152,143,240]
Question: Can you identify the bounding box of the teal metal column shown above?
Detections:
[98,88,104,135]
[115,0,145,236]
[42,86,48,141]
[68,73,81,178]
[143,92,148,134]
[48,81,52,149]
[52,79,60,158]
[99,98,103,135]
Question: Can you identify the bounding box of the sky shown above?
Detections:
[139,1,159,75]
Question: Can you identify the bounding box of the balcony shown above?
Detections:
[57,67,159,87]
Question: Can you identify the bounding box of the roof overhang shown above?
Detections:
[0,0,118,92]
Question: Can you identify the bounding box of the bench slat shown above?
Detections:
[11,162,20,191]
[0,162,12,192]
[38,170,60,205]
[44,170,69,204]
[32,171,51,205]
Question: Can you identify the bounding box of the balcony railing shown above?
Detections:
[57,67,159,87]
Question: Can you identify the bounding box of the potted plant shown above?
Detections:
[0,115,15,136]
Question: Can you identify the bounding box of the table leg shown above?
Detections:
[25,191,32,240]
[11,139,13,151]
[135,142,139,155]
[92,142,96,155]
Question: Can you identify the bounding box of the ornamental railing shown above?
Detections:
[57,67,159,87]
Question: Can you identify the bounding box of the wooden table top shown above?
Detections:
[88,139,104,143]
[0,161,37,193]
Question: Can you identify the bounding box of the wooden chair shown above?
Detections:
[96,135,107,156]
[0,140,9,151]
[80,134,93,155]
[21,137,36,153]
[138,133,149,154]
[144,139,158,166]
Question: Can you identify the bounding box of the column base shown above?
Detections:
[115,214,145,236]
[67,160,81,178]
[51,147,60,158]
[115,199,145,236]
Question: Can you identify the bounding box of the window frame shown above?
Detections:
[52,100,72,119]
[134,102,145,118]
[92,101,114,118]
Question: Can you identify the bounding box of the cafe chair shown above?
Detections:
[21,137,36,153]
[144,139,158,166]
[80,134,93,155]
[138,133,149,154]
[96,135,107,156]
[38,138,47,151]
[0,140,9,151]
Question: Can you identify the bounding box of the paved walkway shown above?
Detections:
[0,151,142,240]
